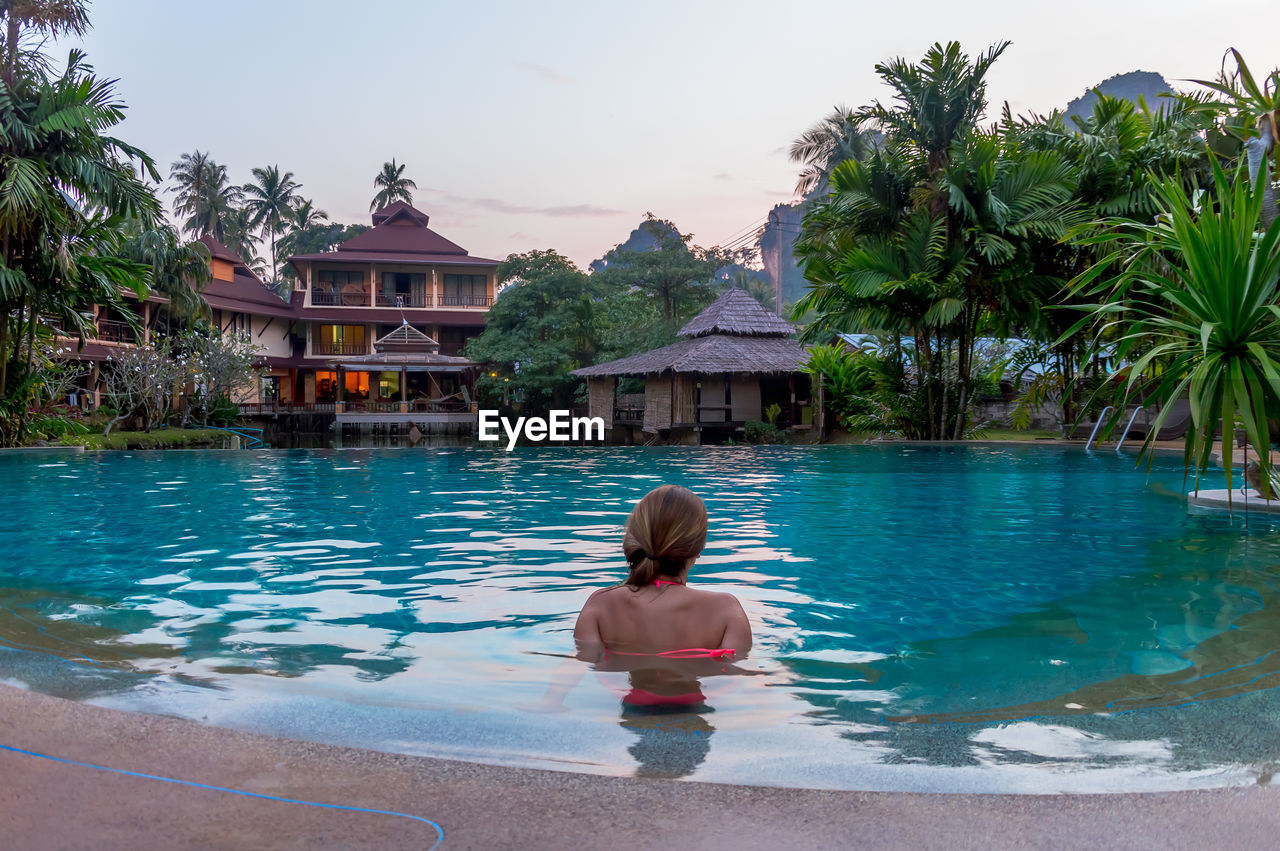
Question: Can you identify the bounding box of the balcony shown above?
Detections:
[312,289,370,307]
[375,292,432,308]
[313,340,369,356]
[438,295,493,308]
[97,319,138,344]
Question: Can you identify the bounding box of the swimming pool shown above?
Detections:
[2,444,1278,793]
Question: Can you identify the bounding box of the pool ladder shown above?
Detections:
[1084,406,1114,450]
[1115,406,1148,452]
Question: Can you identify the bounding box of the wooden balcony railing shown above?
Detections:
[375,292,432,308]
[97,319,137,344]
[313,340,369,356]
[438,295,493,308]
[311,290,370,307]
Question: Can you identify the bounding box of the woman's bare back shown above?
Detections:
[574,583,751,657]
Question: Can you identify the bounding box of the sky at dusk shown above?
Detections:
[67,0,1276,269]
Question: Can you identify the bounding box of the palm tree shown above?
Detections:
[789,107,880,197]
[119,223,212,327]
[0,48,159,442]
[794,42,1075,439]
[241,165,300,284]
[0,0,90,85]
[220,206,261,271]
[169,151,241,239]
[370,158,417,211]
[1071,160,1280,500]
[276,197,330,274]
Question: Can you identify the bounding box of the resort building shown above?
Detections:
[574,287,814,443]
[197,235,298,403]
[285,202,497,417]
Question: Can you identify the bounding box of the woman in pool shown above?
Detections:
[573,484,752,662]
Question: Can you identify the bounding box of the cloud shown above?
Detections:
[519,62,572,85]
[711,173,733,181]
[424,188,623,218]
[509,232,530,240]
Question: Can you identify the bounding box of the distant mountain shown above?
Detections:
[1064,70,1174,120]
[589,218,679,273]
[759,203,806,309]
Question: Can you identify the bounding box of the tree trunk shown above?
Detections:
[1245,126,1277,229]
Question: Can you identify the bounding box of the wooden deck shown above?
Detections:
[336,411,474,425]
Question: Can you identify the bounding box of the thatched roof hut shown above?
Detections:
[573,288,805,378]
[573,288,812,438]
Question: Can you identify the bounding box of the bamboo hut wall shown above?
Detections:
[643,374,672,433]
[698,373,726,423]
[587,377,615,423]
[730,376,762,422]
[672,375,697,425]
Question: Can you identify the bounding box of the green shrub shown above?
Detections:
[743,420,785,444]
[207,394,241,427]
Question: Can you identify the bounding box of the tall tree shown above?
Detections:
[169,151,241,239]
[241,164,300,284]
[789,107,880,197]
[370,158,417,211]
[118,223,212,326]
[0,0,89,85]
[466,250,597,412]
[0,48,160,443]
[795,42,1075,438]
[595,215,723,323]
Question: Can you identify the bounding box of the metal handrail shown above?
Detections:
[1084,405,1114,450]
[203,425,264,449]
[1115,406,1147,452]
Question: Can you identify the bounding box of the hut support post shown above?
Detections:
[817,374,825,438]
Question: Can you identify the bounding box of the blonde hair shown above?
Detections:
[622,485,708,589]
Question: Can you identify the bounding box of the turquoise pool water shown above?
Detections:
[2,444,1280,792]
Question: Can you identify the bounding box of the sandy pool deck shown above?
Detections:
[2,685,1279,849]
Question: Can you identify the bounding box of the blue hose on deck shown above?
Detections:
[0,742,444,849]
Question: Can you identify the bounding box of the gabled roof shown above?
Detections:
[374,321,439,352]
[678,287,794,338]
[198,235,294,318]
[288,201,501,268]
[371,201,429,226]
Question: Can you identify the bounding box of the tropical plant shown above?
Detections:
[743,420,785,444]
[220,205,266,275]
[794,42,1076,439]
[1192,49,1279,226]
[169,151,241,239]
[241,164,300,283]
[801,343,878,425]
[465,250,598,412]
[0,47,159,444]
[118,224,212,324]
[275,197,331,280]
[595,215,724,322]
[1069,159,1280,499]
[0,0,89,85]
[789,106,880,197]
[370,158,417,211]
